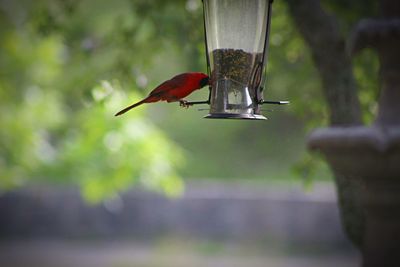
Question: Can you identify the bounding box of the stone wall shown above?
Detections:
[0,182,352,249]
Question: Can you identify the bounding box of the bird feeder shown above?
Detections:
[189,0,288,120]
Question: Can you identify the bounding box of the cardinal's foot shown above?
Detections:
[179,100,192,109]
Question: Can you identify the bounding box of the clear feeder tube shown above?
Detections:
[203,0,270,119]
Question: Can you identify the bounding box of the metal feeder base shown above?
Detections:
[204,113,267,120]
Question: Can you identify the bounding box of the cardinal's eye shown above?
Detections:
[200,77,209,87]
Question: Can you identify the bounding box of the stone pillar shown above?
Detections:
[308,0,400,266]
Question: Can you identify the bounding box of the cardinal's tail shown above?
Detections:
[114,99,148,116]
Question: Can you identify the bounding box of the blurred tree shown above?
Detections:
[285,0,379,249]
[0,0,187,202]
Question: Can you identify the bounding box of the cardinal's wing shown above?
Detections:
[148,73,188,97]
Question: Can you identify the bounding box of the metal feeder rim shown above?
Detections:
[204,113,267,120]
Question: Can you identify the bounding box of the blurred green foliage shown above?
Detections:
[0,0,379,201]
[0,0,188,202]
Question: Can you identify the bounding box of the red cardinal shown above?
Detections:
[115,72,209,116]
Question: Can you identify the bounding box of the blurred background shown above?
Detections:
[0,0,379,266]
